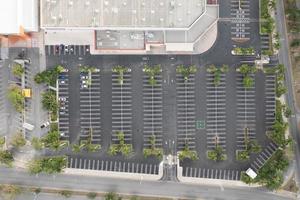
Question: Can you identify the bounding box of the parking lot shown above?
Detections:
[68,156,159,175]
[44,0,274,180]
[58,70,70,140]
[47,55,277,180]
[206,72,227,151]
[79,69,101,144]
[235,73,256,151]
[230,0,251,40]
[143,72,163,149]
[183,166,241,180]
[45,45,90,56]
[111,70,132,143]
[176,74,196,151]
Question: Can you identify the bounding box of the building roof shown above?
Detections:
[41,0,206,29]
[0,0,38,35]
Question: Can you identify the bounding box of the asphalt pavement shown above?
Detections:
[275,0,300,190]
[0,167,294,200]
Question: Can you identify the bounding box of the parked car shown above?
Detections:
[40,121,50,128]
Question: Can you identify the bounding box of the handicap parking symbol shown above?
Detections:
[196,120,205,130]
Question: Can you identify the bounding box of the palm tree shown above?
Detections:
[176,65,197,82]
[207,136,226,161]
[143,65,161,86]
[71,143,85,153]
[112,66,129,85]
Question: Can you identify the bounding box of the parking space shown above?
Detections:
[68,157,159,175]
[58,70,70,140]
[250,141,278,172]
[0,67,5,134]
[260,34,271,52]
[206,73,227,150]
[264,74,276,131]
[23,62,35,138]
[183,167,241,180]
[79,70,101,144]
[143,73,163,148]
[45,45,90,56]
[235,73,256,150]
[111,71,132,143]
[230,0,251,40]
[176,74,196,150]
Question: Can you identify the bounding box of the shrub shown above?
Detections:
[12,63,24,78]
[176,65,197,82]
[28,156,67,174]
[7,84,25,112]
[0,150,14,167]
[60,190,72,198]
[31,137,44,150]
[10,132,26,149]
[108,132,132,156]
[178,144,198,161]
[87,192,97,199]
[207,146,226,161]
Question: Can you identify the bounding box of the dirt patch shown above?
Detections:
[284,1,300,109]
[282,175,299,193]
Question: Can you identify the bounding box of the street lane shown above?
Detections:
[0,168,293,200]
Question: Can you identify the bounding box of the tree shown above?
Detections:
[28,156,67,174]
[87,192,97,199]
[112,66,129,85]
[108,131,133,157]
[10,132,26,149]
[143,65,161,86]
[240,172,253,184]
[31,137,44,150]
[178,143,198,161]
[71,143,85,153]
[0,136,5,148]
[12,63,24,78]
[176,65,197,82]
[34,187,41,195]
[0,184,22,199]
[207,65,229,86]
[34,65,66,86]
[41,131,67,151]
[7,84,25,112]
[143,135,163,159]
[0,150,14,167]
[243,76,254,88]
[236,150,249,161]
[207,145,226,161]
[105,192,120,200]
[42,90,58,114]
[60,190,72,198]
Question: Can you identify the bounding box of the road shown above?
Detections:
[275,0,300,188]
[0,167,294,200]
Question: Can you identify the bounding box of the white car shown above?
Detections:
[40,122,50,128]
